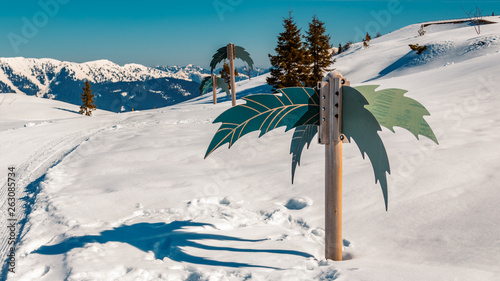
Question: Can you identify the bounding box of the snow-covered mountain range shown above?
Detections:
[0,58,175,96]
[0,58,268,112]
[0,58,202,112]
[155,65,270,83]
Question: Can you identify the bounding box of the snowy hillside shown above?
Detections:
[1,18,500,280]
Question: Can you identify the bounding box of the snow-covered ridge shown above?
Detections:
[0,57,182,96]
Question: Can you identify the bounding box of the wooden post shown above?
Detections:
[320,72,346,261]
[212,74,218,105]
[227,43,237,106]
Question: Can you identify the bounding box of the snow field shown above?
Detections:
[2,18,500,280]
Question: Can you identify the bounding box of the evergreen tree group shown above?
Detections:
[304,15,335,87]
[79,80,96,116]
[267,12,334,90]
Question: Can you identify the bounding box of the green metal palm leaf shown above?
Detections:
[342,86,391,210]
[353,85,438,144]
[290,125,317,184]
[234,46,254,70]
[290,85,438,189]
[210,47,227,74]
[205,87,319,158]
[200,76,212,95]
[199,75,231,97]
[210,45,254,74]
[215,77,231,97]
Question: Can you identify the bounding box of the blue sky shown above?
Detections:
[1,0,499,68]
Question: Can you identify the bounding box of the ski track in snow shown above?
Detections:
[0,119,124,277]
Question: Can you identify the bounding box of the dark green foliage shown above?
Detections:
[79,80,96,116]
[205,87,319,158]
[219,61,239,90]
[267,12,311,91]
[304,15,335,87]
[409,44,428,55]
[337,43,342,54]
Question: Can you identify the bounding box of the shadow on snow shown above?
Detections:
[33,221,313,269]
[200,84,273,105]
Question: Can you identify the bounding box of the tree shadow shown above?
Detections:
[364,51,418,82]
[53,107,81,115]
[33,221,314,269]
[201,84,273,105]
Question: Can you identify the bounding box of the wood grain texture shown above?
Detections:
[227,43,237,107]
[324,72,343,261]
[212,74,217,105]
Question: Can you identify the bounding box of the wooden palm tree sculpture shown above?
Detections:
[204,72,438,261]
[200,75,231,104]
[210,44,254,106]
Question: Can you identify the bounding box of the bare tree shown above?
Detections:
[462,5,484,35]
[418,25,426,36]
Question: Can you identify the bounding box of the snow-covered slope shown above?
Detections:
[2,18,500,281]
[335,16,500,82]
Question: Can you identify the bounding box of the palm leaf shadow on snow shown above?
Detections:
[33,221,313,269]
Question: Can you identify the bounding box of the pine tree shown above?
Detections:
[304,15,335,87]
[267,12,310,91]
[363,32,371,48]
[219,61,239,90]
[338,43,343,54]
[343,41,352,51]
[79,80,96,116]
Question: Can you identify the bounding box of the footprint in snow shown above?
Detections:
[284,197,311,210]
